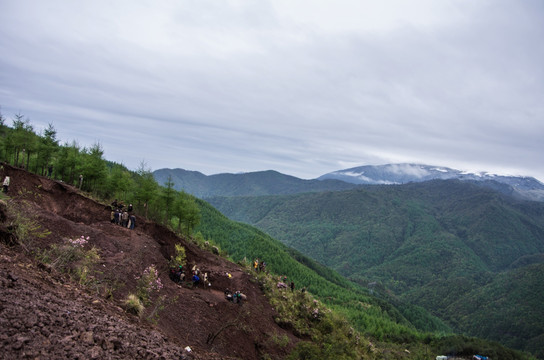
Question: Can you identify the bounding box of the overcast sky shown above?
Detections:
[1,0,543,181]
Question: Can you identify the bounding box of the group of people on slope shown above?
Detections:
[110,199,136,230]
[168,263,246,304]
[277,275,297,292]
[169,264,211,289]
[253,258,267,273]
[224,289,245,304]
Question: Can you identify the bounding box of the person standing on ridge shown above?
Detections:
[2,174,10,193]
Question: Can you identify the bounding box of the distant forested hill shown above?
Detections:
[153,168,359,197]
[206,180,544,356]
[192,198,453,340]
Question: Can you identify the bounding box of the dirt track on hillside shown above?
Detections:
[0,164,298,359]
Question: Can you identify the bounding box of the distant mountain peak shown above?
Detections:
[323,164,460,184]
[319,163,544,201]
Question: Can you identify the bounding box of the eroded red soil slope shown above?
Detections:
[0,164,298,359]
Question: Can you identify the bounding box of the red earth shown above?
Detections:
[0,163,300,359]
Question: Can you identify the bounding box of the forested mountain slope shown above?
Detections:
[192,198,453,337]
[207,180,544,357]
[153,168,359,197]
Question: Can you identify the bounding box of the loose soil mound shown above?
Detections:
[0,164,298,359]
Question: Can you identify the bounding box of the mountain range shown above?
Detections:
[152,168,360,198]
[319,163,544,201]
[205,179,544,356]
[154,163,544,201]
[153,163,544,357]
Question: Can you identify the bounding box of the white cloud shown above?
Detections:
[0,0,543,181]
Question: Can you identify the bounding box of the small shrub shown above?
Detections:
[46,236,95,268]
[146,295,178,324]
[287,342,321,360]
[268,332,290,348]
[124,293,144,316]
[169,243,186,268]
[5,201,51,250]
[192,232,205,247]
[39,235,100,286]
[75,245,100,285]
[136,264,163,306]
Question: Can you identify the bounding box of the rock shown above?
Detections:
[60,335,74,344]
[80,331,94,344]
[90,345,103,359]
[16,336,30,343]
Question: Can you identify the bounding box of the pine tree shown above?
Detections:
[134,161,159,219]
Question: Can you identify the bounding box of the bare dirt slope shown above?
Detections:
[0,164,299,360]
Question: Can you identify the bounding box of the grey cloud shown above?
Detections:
[0,1,542,181]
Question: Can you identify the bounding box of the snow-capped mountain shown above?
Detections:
[318,164,544,201]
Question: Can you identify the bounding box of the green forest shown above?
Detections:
[0,111,538,359]
[207,181,544,357]
[153,168,360,197]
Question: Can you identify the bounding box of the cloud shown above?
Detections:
[0,0,543,181]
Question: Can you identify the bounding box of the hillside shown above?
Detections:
[2,164,480,360]
[153,168,359,198]
[206,180,544,357]
[0,142,535,359]
[192,197,455,337]
[0,164,301,359]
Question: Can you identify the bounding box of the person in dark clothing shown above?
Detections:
[290,281,295,292]
[192,274,200,287]
[169,266,185,284]
[225,289,233,302]
[233,291,244,304]
[129,214,136,229]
